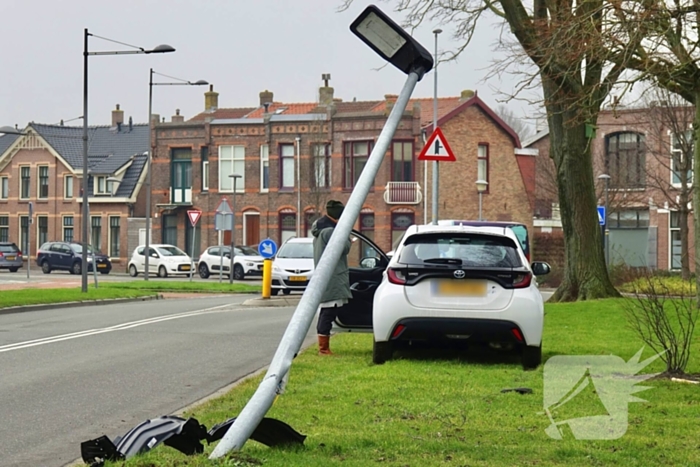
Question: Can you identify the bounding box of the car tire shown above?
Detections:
[9,267,18,273]
[72,261,81,275]
[128,264,138,277]
[282,289,292,295]
[522,345,542,370]
[271,288,280,296]
[198,263,210,279]
[233,264,245,280]
[373,339,393,365]
[100,271,110,275]
[158,266,168,278]
[41,261,52,274]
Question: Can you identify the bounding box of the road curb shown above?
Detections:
[242,296,302,307]
[0,294,163,316]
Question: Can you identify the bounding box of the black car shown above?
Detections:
[36,241,112,275]
[0,242,23,272]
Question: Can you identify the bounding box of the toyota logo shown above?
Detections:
[454,270,466,279]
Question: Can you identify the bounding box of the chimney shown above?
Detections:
[151,114,160,126]
[128,116,133,131]
[384,94,398,115]
[204,85,219,112]
[319,73,334,106]
[171,109,184,123]
[460,90,475,101]
[112,104,124,127]
[259,90,274,106]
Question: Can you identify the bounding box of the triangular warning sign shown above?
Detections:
[187,210,202,227]
[418,127,456,162]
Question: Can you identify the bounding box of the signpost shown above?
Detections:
[215,198,233,283]
[187,210,202,282]
[27,202,33,280]
[418,127,456,224]
[598,206,608,265]
[258,239,277,299]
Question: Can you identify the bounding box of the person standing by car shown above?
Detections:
[312,200,352,355]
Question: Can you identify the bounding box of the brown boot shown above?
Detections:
[318,335,333,355]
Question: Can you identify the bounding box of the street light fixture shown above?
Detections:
[0,126,26,135]
[597,173,611,266]
[81,30,175,293]
[228,174,242,285]
[143,70,208,282]
[476,179,488,221]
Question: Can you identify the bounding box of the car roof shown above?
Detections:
[283,237,313,243]
[407,223,516,238]
[437,219,527,228]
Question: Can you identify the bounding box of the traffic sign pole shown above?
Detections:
[187,210,202,282]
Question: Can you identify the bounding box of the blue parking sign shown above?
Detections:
[597,206,606,225]
[258,239,278,259]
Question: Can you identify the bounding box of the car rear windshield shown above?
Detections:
[236,246,258,256]
[0,244,18,253]
[157,246,187,256]
[399,233,523,268]
[277,242,313,259]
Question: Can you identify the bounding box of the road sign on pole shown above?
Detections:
[418,127,456,162]
[258,239,278,259]
[187,210,202,227]
[597,206,606,225]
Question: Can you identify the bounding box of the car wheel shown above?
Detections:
[128,264,138,277]
[72,261,81,275]
[271,288,280,296]
[158,266,168,278]
[282,289,291,295]
[9,267,18,273]
[521,345,542,370]
[373,339,393,364]
[198,263,210,279]
[100,271,110,275]
[41,261,52,274]
[233,264,245,280]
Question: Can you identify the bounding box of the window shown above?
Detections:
[171,148,193,203]
[605,132,646,189]
[37,216,48,247]
[94,176,108,195]
[392,141,414,181]
[63,216,74,242]
[607,210,649,229]
[0,216,8,242]
[311,144,331,188]
[279,210,297,244]
[219,145,245,192]
[20,166,30,199]
[344,141,372,188]
[280,144,295,189]
[671,131,694,186]
[19,215,28,256]
[304,211,320,237]
[91,216,102,251]
[109,216,120,257]
[64,175,73,199]
[38,166,49,199]
[391,211,415,248]
[201,146,209,191]
[162,214,178,246]
[477,144,489,191]
[358,212,375,262]
[670,211,682,270]
[260,144,270,192]
[1,176,8,199]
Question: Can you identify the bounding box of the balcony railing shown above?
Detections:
[384,181,422,205]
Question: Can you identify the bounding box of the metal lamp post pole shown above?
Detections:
[479,191,483,221]
[604,176,610,267]
[430,29,442,225]
[229,174,241,284]
[296,136,301,237]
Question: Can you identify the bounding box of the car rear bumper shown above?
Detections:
[388,317,529,345]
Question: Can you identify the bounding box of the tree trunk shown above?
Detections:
[545,84,620,302]
[693,93,700,303]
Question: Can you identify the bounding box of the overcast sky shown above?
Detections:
[1,0,539,130]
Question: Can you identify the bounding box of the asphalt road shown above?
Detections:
[0,296,311,467]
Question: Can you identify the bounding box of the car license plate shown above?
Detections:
[434,280,486,297]
[181,265,191,271]
[97,263,107,268]
[6,256,15,261]
[289,276,306,282]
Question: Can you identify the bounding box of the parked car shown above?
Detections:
[271,237,315,295]
[197,245,264,280]
[327,224,550,370]
[128,244,192,278]
[0,242,22,272]
[36,241,112,274]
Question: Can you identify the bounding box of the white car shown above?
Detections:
[127,244,193,278]
[329,224,551,370]
[197,245,264,280]
[271,237,315,295]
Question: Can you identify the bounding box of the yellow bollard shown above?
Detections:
[262,258,272,299]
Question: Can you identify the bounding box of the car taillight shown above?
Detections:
[511,328,524,342]
[512,272,532,288]
[0,252,3,257]
[387,268,406,285]
[392,324,406,338]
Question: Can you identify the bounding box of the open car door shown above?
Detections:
[332,230,389,332]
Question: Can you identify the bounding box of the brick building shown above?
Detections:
[148,82,535,257]
[526,104,696,271]
[0,105,148,268]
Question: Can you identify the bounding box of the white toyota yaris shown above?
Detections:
[329,224,551,370]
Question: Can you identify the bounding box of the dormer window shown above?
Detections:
[95,176,107,195]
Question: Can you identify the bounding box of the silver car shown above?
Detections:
[0,242,23,272]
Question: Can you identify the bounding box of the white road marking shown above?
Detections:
[0,303,237,354]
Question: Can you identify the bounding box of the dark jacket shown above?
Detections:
[312,216,352,303]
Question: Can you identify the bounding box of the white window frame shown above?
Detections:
[670,130,694,188]
[280,143,295,189]
[312,143,331,188]
[108,215,121,258]
[202,161,209,191]
[64,175,74,199]
[19,215,29,256]
[260,145,269,193]
[37,165,49,199]
[36,215,48,251]
[95,176,107,195]
[669,210,681,271]
[19,165,30,200]
[218,145,245,193]
[0,215,8,242]
[0,176,8,199]
[63,215,74,242]
[91,216,102,251]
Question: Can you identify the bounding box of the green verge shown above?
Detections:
[0,287,157,309]
[110,299,700,467]
[619,276,695,296]
[100,281,261,294]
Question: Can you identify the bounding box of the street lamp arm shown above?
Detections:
[152,81,209,86]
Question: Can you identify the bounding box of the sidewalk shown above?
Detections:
[242,295,302,307]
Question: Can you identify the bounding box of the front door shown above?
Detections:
[333,231,389,332]
[244,213,260,246]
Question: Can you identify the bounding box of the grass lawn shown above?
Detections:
[100,281,261,294]
[108,299,700,467]
[0,287,157,309]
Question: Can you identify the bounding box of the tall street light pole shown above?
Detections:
[431,28,442,225]
[81,29,175,292]
[145,70,208,281]
[476,179,488,220]
[229,174,242,285]
[295,136,301,237]
[598,173,611,266]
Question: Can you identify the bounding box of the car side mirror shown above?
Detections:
[151,253,158,258]
[224,253,231,258]
[360,257,378,269]
[531,261,551,276]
